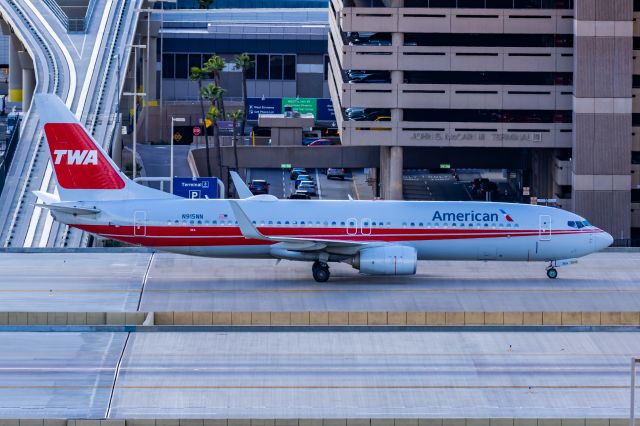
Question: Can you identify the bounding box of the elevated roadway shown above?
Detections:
[0,329,638,418]
[1,250,639,313]
[0,0,142,249]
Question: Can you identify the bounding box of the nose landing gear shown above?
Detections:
[312,261,330,282]
[546,267,558,279]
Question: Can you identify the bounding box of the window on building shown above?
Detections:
[324,55,329,81]
[404,33,572,48]
[247,54,256,79]
[284,55,296,80]
[256,54,269,80]
[189,54,202,72]
[270,55,283,80]
[162,53,174,79]
[175,54,188,79]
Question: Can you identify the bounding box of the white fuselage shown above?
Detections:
[52,198,612,262]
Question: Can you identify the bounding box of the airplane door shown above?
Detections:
[361,218,372,235]
[134,211,147,237]
[346,218,358,235]
[539,215,551,241]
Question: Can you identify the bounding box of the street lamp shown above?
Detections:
[632,357,640,426]
[170,116,185,194]
[123,43,146,179]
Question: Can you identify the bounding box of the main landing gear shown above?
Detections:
[546,262,558,279]
[312,261,330,283]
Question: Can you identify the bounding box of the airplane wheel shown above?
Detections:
[313,264,330,283]
[546,268,558,279]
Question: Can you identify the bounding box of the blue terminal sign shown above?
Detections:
[247,98,282,120]
[173,177,218,199]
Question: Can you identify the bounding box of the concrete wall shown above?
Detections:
[572,0,633,238]
[2,311,639,326]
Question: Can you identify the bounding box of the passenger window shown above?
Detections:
[212,220,217,225]
[402,222,407,227]
[190,220,194,225]
[197,220,202,225]
[340,221,346,226]
[285,221,289,225]
[252,221,256,225]
[301,221,305,225]
[268,221,273,225]
[419,222,423,227]
[331,221,336,226]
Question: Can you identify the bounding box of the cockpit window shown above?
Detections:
[568,221,575,228]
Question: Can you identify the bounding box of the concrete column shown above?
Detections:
[389,146,403,200]
[379,146,390,199]
[21,68,34,111]
[571,0,632,239]
[8,34,22,103]
[144,36,158,103]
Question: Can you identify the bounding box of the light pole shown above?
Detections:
[123,43,146,179]
[632,357,640,426]
[170,116,185,194]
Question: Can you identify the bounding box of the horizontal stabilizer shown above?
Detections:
[34,203,100,216]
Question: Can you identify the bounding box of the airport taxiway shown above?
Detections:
[0,250,639,312]
[1,330,639,418]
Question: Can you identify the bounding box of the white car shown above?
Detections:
[297,181,317,196]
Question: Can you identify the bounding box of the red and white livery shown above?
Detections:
[34,94,613,282]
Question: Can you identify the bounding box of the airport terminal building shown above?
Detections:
[327,0,638,240]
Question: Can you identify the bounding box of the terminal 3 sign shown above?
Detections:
[410,131,543,143]
[247,97,336,121]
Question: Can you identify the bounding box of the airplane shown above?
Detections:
[33,94,613,282]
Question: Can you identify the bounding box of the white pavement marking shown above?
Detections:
[75,0,113,119]
[22,1,77,247]
[315,168,322,200]
[27,1,113,247]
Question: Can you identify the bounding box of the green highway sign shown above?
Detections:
[282,97,317,117]
[281,163,292,169]
[440,163,451,169]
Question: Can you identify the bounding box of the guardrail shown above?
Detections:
[0,120,21,196]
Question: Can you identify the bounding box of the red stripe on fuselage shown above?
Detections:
[71,224,600,248]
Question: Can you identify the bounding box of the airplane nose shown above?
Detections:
[597,231,614,249]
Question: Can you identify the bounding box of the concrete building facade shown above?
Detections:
[327,0,638,240]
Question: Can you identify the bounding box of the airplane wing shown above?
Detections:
[230,171,253,199]
[228,200,371,253]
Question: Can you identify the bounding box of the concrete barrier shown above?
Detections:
[148,312,640,326]
[0,418,637,426]
[1,311,640,326]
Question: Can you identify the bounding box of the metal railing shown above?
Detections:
[0,121,21,196]
[42,0,99,33]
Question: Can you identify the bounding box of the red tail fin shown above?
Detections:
[44,123,125,190]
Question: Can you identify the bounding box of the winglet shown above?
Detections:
[230,171,253,199]
[228,200,267,240]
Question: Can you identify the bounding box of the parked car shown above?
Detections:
[248,179,270,195]
[290,167,307,180]
[347,70,391,84]
[289,191,311,200]
[327,168,347,180]
[298,181,317,196]
[307,138,334,147]
[347,32,392,46]
[345,108,391,121]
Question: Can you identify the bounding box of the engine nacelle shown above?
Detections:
[352,246,417,275]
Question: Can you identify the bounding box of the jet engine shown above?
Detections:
[351,246,417,275]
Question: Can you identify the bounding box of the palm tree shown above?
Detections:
[204,55,226,118]
[228,110,243,175]
[189,66,212,176]
[201,83,226,177]
[234,53,253,147]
